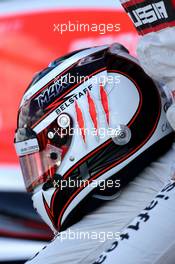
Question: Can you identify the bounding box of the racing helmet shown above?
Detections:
[14,44,174,232]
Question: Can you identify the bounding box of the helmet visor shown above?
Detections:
[14,117,72,192]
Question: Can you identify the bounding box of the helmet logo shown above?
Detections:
[35,73,69,108]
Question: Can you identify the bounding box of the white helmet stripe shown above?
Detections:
[20,45,109,107]
[33,110,58,134]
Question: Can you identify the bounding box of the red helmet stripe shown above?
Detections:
[87,91,98,132]
[75,101,86,143]
[100,83,110,125]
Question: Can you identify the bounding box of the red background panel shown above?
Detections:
[0,9,138,164]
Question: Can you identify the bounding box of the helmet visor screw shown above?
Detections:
[57,114,70,129]
[112,125,131,146]
[48,131,54,139]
